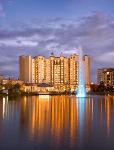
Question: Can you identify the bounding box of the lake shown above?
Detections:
[0,95,114,150]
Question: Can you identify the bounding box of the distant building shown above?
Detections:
[2,79,24,85]
[97,68,114,86]
[19,53,90,90]
[0,75,4,83]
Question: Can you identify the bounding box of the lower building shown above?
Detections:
[2,79,24,85]
[21,83,54,93]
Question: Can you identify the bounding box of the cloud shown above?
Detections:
[96,52,114,63]
[0,11,114,81]
[0,3,5,17]
[0,38,38,47]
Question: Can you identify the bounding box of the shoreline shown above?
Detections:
[0,91,114,98]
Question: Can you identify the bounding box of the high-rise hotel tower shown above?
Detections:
[19,53,90,90]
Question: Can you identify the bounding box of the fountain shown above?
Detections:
[76,47,86,97]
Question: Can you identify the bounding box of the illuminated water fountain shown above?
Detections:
[76,47,86,97]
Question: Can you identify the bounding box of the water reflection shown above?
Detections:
[0,95,114,149]
[20,96,79,148]
[2,97,8,119]
[0,96,20,120]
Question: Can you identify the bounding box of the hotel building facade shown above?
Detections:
[97,68,114,86]
[19,53,90,90]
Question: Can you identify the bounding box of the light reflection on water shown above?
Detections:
[0,95,114,150]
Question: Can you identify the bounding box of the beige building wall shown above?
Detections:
[49,53,69,86]
[50,54,55,85]
[45,59,51,84]
[19,54,91,88]
[64,58,69,84]
[53,58,61,85]
[25,56,32,83]
[50,53,69,86]
[69,54,78,88]
[19,56,25,81]
[32,59,35,83]
[35,56,45,83]
[83,55,90,86]
[60,54,64,84]
[19,55,32,83]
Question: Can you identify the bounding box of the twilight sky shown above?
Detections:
[0,0,114,82]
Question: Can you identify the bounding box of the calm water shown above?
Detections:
[0,95,114,150]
